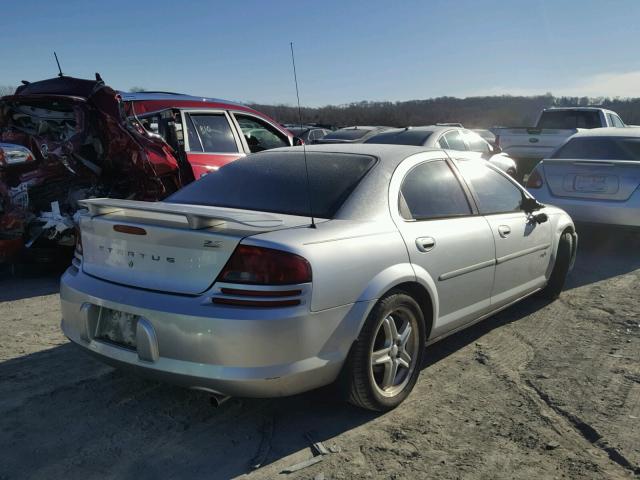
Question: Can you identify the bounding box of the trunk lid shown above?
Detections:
[542,159,640,201]
[78,198,310,295]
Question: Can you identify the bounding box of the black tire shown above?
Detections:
[343,291,426,411]
[540,231,573,300]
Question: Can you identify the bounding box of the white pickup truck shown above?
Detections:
[493,107,627,180]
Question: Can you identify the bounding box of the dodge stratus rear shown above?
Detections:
[61,149,379,400]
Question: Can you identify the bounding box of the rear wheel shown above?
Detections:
[343,291,425,411]
[540,232,573,300]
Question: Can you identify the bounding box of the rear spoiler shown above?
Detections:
[78,198,284,229]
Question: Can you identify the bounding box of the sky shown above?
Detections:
[2,0,640,106]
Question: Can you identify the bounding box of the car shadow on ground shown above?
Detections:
[565,226,640,290]
[0,295,550,479]
[1,226,637,478]
[0,263,65,302]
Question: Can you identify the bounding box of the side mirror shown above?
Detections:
[521,196,543,213]
[292,136,304,146]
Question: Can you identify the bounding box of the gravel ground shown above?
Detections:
[0,228,639,479]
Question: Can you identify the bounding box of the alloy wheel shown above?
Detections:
[369,307,420,397]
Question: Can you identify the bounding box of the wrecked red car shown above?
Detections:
[0,75,295,262]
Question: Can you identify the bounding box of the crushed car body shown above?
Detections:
[0,75,294,262]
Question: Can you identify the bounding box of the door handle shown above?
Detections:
[416,237,436,252]
[498,225,511,238]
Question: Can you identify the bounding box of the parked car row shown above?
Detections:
[4,74,636,413]
[282,124,332,144]
[493,107,629,180]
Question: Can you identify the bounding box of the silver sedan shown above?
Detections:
[364,125,518,177]
[60,144,576,411]
[527,128,640,229]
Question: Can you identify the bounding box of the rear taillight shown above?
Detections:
[526,168,544,189]
[216,245,311,285]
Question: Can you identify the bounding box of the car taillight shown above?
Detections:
[0,143,36,167]
[526,168,544,189]
[216,245,311,285]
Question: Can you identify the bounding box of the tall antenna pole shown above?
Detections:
[54,52,64,77]
[290,42,316,229]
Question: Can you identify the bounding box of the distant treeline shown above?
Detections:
[3,84,640,128]
[250,95,640,128]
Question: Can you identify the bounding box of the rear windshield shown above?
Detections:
[166,151,377,218]
[537,110,601,129]
[322,129,371,141]
[552,137,640,160]
[365,130,432,146]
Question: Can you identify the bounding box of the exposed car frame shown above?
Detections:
[0,77,294,262]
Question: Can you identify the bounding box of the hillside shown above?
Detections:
[251,94,640,128]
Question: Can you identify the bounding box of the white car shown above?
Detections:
[527,128,640,229]
[365,126,518,177]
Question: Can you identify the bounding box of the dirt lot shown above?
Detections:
[1,228,639,480]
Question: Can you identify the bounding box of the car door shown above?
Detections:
[391,154,496,338]
[181,110,245,179]
[454,158,552,307]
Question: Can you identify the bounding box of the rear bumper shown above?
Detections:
[60,266,373,397]
[531,186,640,228]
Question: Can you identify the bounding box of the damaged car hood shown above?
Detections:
[0,75,183,260]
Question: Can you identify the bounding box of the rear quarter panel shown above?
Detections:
[245,220,413,312]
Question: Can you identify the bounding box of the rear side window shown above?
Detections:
[399,160,471,220]
[186,114,238,153]
[166,152,377,218]
[538,110,601,129]
[365,130,432,146]
[552,137,640,160]
[456,160,523,214]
